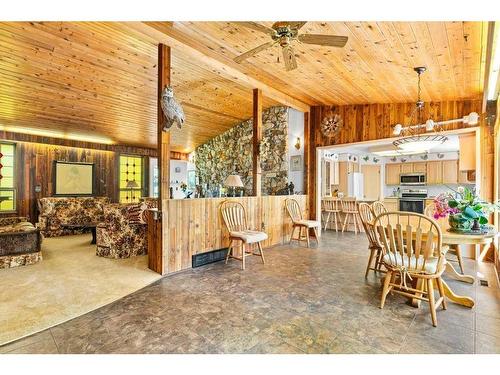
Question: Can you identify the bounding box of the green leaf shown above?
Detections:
[448,200,459,208]
[473,204,483,211]
[479,216,489,224]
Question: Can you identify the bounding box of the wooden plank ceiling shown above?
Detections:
[175,21,487,105]
[0,22,278,152]
[0,21,487,151]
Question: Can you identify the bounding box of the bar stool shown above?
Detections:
[322,198,341,231]
[341,197,362,234]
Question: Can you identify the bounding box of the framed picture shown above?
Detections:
[290,155,303,172]
[53,161,95,196]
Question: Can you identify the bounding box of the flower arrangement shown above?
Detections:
[433,186,499,232]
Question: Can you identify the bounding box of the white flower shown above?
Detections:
[457,186,465,194]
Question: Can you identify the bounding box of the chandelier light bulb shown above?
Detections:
[393,124,402,136]
[465,112,479,125]
[425,119,435,131]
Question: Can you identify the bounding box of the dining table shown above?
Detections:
[411,226,497,309]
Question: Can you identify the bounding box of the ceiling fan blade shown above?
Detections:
[233,22,276,36]
[234,41,276,63]
[288,21,307,30]
[282,45,297,71]
[298,34,348,47]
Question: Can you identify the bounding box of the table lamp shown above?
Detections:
[224,174,244,197]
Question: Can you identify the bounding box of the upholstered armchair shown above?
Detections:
[96,203,149,259]
[0,217,42,269]
[37,197,110,237]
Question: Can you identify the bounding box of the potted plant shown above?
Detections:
[433,186,499,233]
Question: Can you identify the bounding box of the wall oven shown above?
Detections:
[399,189,428,214]
[400,173,426,186]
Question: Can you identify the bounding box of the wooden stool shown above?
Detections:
[340,198,362,234]
[322,198,341,231]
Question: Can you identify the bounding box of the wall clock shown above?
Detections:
[321,111,343,137]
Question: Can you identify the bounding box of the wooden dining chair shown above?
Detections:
[371,201,388,216]
[424,203,464,274]
[358,203,384,277]
[340,197,362,233]
[220,200,267,270]
[285,198,320,247]
[322,198,342,231]
[373,211,447,327]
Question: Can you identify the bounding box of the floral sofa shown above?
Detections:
[0,217,42,269]
[96,200,158,259]
[37,197,110,237]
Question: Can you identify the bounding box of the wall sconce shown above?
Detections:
[294,137,301,150]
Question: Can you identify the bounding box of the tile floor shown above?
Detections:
[1,231,499,354]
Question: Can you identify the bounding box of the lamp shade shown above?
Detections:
[126,180,139,189]
[224,174,244,188]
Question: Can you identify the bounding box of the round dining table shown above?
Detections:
[412,227,497,308]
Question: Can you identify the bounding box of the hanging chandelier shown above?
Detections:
[392,67,448,153]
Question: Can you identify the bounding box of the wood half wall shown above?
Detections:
[159,195,308,274]
[308,99,491,216]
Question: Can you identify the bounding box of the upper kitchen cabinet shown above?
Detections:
[385,163,401,185]
[400,163,413,174]
[459,133,476,171]
[442,160,459,184]
[412,162,427,173]
[426,161,443,184]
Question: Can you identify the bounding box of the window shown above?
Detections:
[149,157,159,198]
[118,155,144,203]
[0,142,16,212]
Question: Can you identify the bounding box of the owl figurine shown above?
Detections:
[160,86,185,131]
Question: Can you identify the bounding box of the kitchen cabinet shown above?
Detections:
[385,163,401,185]
[459,133,476,171]
[400,163,413,174]
[383,198,399,211]
[426,161,443,184]
[442,160,459,184]
[413,162,427,173]
[322,160,340,196]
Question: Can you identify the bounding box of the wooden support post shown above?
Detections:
[252,88,262,197]
[303,111,311,218]
[148,43,171,275]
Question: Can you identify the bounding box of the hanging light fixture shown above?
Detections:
[392,67,448,153]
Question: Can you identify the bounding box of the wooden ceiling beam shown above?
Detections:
[126,22,311,113]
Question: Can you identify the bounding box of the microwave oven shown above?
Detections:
[400,173,426,186]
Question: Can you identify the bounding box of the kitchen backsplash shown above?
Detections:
[384,183,475,198]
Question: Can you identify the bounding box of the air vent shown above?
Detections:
[192,248,228,268]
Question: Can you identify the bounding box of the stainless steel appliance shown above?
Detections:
[399,189,428,214]
[400,173,426,186]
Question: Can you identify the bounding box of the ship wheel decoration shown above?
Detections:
[321,110,343,137]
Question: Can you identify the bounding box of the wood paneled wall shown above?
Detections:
[0,135,168,222]
[308,99,485,217]
[161,195,308,274]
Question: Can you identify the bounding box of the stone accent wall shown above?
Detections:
[195,106,289,195]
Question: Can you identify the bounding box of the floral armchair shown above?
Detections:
[96,202,156,259]
[37,197,110,237]
[0,217,42,269]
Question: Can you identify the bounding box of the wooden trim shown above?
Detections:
[482,22,496,113]
[252,89,263,197]
[0,131,156,156]
[303,111,311,217]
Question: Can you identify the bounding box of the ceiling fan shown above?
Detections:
[233,21,348,71]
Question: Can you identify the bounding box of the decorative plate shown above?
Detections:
[321,112,343,137]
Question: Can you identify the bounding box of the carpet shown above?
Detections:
[0,234,161,345]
